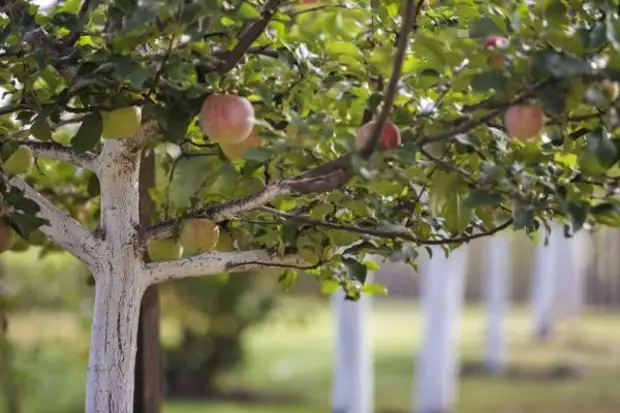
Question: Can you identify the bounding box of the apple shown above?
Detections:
[219,131,262,161]
[199,93,255,144]
[355,120,401,152]
[179,219,220,255]
[101,106,142,139]
[503,104,545,142]
[483,36,509,68]
[147,238,183,261]
[2,145,33,175]
[0,222,17,254]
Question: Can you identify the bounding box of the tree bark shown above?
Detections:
[134,151,162,413]
[85,270,146,413]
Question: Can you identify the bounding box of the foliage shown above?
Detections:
[2,0,620,292]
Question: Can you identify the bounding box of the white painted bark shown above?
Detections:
[483,234,511,374]
[560,231,589,317]
[414,245,468,413]
[4,174,99,266]
[331,270,374,413]
[530,226,561,341]
[23,140,98,171]
[146,249,307,283]
[83,138,147,413]
[85,267,146,413]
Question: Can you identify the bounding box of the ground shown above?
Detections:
[3,297,620,413]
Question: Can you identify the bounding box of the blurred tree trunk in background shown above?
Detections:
[163,271,279,397]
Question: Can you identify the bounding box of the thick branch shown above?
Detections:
[146,250,308,285]
[23,140,98,171]
[4,174,99,266]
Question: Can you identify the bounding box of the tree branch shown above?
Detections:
[215,0,282,74]
[359,0,422,159]
[22,140,98,171]
[261,207,514,246]
[146,250,308,285]
[4,174,100,266]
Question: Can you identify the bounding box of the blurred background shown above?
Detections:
[0,227,619,413]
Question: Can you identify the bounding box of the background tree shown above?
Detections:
[4,0,620,412]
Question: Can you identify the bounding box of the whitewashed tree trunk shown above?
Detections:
[564,231,588,317]
[331,271,374,413]
[85,272,145,413]
[530,226,562,341]
[483,234,511,374]
[414,245,468,413]
[85,139,146,413]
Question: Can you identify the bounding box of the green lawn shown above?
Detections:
[5,299,620,413]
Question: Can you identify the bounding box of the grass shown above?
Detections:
[5,299,620,413]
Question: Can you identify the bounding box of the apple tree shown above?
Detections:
[2,0,620,411]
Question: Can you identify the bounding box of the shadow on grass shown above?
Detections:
[460,361,585,381]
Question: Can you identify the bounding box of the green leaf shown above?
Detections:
[71,113,103,153]
[591,203,620,226]
[533,51,594,77]
[320,279,340,294]
[444,194,472,234]
[236,3,261,20]
[326,40,363,58]
[585,129,617,170]
[8,213,48,238]
[278,269,298,291]
[361,283,388,295]
[469,16,506,38]
[169,156,214,208]
[512,203,535,230]
[464,189,503,207]
[567,201,589,232]
[470,70,510,93]
[30,115,52,141]
[87,173,101,197]
[343,258,368,285]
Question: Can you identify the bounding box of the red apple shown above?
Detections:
[483,36,509,50]
[199,93,255,144]
[483,36,509,68]
[355,120,401,151]
[503,104,544,142]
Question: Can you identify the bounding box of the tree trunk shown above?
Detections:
[85,271,145,413]
[331,271,373,413]
[530,225,561,341]
[484,235,511,374]
[414,245,468,413]
[134,150,162,413]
